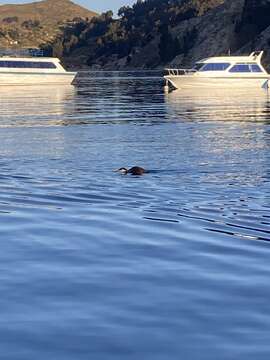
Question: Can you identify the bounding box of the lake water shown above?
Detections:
[0,71,270,359]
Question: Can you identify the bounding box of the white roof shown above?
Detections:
[198,51,264,64]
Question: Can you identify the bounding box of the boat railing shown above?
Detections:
[165,68,196,76]
[0,48,45,57]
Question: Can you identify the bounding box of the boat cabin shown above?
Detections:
[0,48,65,72]
[193,51,267,74]
[0,60,57,69]
[166,51,268,77]
[0,48,76,85]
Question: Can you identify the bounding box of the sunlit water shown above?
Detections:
[0,71,270,359]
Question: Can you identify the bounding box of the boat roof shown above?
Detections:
[198,51,264,64]
[0,48,59,61]
[0,56,60,61]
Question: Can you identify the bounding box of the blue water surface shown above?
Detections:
[0,72,270,359]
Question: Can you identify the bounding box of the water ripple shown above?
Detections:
[0,72,269,359]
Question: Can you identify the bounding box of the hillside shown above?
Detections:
[61,0,226,68]
[166,0,270,70]
[0,0,97,49]
[1,0,269,70]
[58,0,270,70]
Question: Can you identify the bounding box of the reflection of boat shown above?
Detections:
[165,87,270,123]
[0,85,75,126]
[165,51,270,90]
[0,51,76,85]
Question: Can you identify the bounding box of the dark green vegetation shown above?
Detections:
[58,0,270,70]
[60,0,225,68]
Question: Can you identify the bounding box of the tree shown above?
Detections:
[159,24,180,63]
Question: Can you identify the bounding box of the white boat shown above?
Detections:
[0,50,76,85]
[164,51,270,90]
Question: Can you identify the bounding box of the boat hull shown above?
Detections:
[165,75,269,90]
[0,71,77,85]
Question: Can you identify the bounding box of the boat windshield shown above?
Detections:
[193,63,204,71]
[199,63,231,71]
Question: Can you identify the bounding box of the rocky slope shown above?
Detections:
[168,0,270,70]
[63,0,226,68]
[0,0,97,50]
[61,0,270,70]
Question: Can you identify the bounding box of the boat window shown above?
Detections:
[0,61,57,69]
[199,63,231,71]
[229,63,264,73]
[229,64,251,73]
[250,64,263,73]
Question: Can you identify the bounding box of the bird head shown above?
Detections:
[115,167,128,175]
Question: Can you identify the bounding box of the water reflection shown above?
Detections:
[0,85,75,127]
[72,71,166,125]
[2,75,270,128]
[166,88,270,123]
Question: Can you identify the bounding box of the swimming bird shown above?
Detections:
[116,166,147,175]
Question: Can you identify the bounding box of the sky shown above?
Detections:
[0,0,135,14]
[82,0,135,13]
